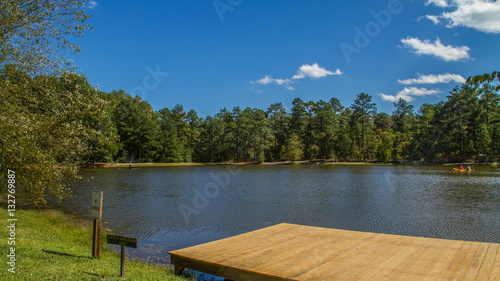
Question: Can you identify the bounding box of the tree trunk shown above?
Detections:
[274,138,277,161]
[362,116,365,160]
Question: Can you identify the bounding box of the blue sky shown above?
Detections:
[73,0,500,117]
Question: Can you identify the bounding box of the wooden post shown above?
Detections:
[120,245,125,277]
[106,235,137,277]
[91,191,103,259]
[92,218,101,258]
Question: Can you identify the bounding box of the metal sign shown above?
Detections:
[91,191,103,219]
[107,235,137,248]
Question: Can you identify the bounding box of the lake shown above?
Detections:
[60,164,500,265]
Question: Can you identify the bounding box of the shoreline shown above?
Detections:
[83,160,499,168]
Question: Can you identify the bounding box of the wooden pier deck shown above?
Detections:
[169,223,499,280]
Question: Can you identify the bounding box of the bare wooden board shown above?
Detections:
[169,223,499,280]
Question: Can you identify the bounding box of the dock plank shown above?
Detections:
[490,245,500,280]
[169,223,499,280]
[476,243,499,280]
[296,233,409,280]
[256,228,376,277]
[462,243,489,280]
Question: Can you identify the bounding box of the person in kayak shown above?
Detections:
[460,165,464,170]
[466,165,471,171]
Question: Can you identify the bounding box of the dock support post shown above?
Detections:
[174,265,185,275]
[120,244,125,277]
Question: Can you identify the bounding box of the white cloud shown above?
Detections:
[379,87,441,102]
[251,76,292,86]
[401,37,470,61]
[425,0,500,33]
[398,73,466,85]
[252,75,275,85]
[425,0,450,7]
[251,63,341,91]
[426,15,441,25]
[274,78,292,85]
[443,0,500,33]
[292,63,342,79]
[249,88,262,94]
[87,0,98,9]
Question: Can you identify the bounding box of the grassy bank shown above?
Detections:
[0,207,191,281]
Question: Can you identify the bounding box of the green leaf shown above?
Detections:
[479,74,489,83]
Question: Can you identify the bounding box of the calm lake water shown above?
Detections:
[60,164,500,265]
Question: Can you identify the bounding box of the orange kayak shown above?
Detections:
[453,168,475,172]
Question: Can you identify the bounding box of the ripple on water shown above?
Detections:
[57,165,500,268]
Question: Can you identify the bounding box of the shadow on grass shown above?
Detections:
[43,249,92,259]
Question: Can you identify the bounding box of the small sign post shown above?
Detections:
[91,191,103,259]
[107,235,137,277]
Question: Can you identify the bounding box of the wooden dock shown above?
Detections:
[169,223,499,280]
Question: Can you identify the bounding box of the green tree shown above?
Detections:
[195,115,228,163]
[283,133,303,162]
[267,103,289,161]
[336,108,354,160]
[313,100,337,159]
[0,66,112,204]
[0,0,93,205]
[350,93,376,160]
[156,108,183,163]
[439,84,479,160]
[214,108,235,162]
[248,108,272,162]
[0,0,92,75]
[90,90,121,164]
[479,86,500,159]
[412,103,439,162]
[112,91,157,163]
[328,98,345,160]
[185,109,201,162]
[230,106,245,162]
[375,128,394,162]
[392,99,415,161]
[290,98,306,136]
[467,71,500,92]
[374,112,392,131]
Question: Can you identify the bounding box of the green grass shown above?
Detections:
[0,207,192,280]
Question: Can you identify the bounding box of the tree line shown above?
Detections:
[4,66,499,170]
[111,81,500,164]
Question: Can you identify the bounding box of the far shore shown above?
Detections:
[82,160,499,168]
